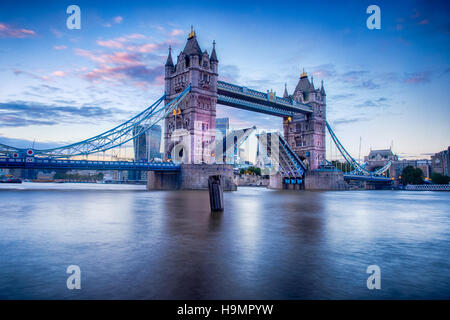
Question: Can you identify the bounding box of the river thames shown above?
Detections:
[0,183,449,299]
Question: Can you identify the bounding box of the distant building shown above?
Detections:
[216,118,229,138]
[147,125,162,160]
[364,149,398,175]
[431,146,450,176]
[133,124,162,161]
[391,159,431,179]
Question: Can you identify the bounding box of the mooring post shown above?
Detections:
[208,175,224,211]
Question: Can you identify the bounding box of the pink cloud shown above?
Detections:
[418,19,429,25]
[0,22,36,38]
[169,29,183,37]
[50,70,68,77]
[404,72,430,84]
[97,39,124,49]
[53,45,67,50]
[127,33,146,39]
[113,16,123,24]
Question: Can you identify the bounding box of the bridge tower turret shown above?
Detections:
[283,69,326,170]
[163,27,218,164]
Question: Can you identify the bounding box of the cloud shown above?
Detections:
[0,100,122,127]
[103,16,124,27]
[355,97,389,108]
[355,79,380,90]
[311,64,337,79]
[75,37,176,87]
[13,69,47,81]
[97,39,124,49]
[169,29,183,37]
[332,117,370,127]
[219,65,240,82]
[50,70,68,77]
[53,45,67,50]
[28,84,62,93]
[329,93,355,101]
[0,22,36,38]
[404,71,431,84]
[0,135,64,149]
[113,16,123,24]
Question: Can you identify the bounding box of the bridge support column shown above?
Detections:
[147,171,180,190]
[304,170,349,190]
[268,172,283,189]
[179,164,237,191]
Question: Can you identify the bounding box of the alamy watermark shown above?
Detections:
[366,5,381,30]
[66,265,81,290]
[366,265,381,290]
[66,5,81,30]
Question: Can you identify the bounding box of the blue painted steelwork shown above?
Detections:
[278,133,306,176]
[256,132,306,178]
[326,121,392,176]
[0,86,191,158]
[0,157,180,172]
[217,81,312,117]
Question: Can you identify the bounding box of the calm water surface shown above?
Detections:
[0,182,449,299]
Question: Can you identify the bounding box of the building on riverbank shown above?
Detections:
[431,146,450,176]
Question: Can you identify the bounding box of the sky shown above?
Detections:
[0,0,449,161]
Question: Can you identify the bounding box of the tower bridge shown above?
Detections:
[0,27,392,190]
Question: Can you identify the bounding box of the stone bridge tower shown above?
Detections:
[163,27,218,164]
[283,70,326,170]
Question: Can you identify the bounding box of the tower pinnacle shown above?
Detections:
[210,40,218,62]
[165,46,174,67]
[188,25,196,39]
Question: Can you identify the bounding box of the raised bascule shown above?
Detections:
[0,27,392,190]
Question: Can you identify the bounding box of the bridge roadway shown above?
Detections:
[343,174,393,183]
[0,157,180,172]
[217,81,313,117]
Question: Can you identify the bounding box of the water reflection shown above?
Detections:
[0,183,449,299]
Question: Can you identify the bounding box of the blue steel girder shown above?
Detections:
[256,132,306,178]
[0,157,180,172]
[217,81,312,117]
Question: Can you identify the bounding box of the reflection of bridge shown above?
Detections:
[0,28,391,190]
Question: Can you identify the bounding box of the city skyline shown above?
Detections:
[0,0,449,160]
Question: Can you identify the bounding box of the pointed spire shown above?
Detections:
[300,68,307,78]
[210,40,218,62]
[188,25,196,39]
[283,83,289,98]
[310,76,315,90]
[320,80,326,96]
[165,46,174,67]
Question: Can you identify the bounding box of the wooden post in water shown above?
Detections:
[208,175,224,212]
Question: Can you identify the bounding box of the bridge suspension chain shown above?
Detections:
[326,121,391,176]
[0,86,191,158]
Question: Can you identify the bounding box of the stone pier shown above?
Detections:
[147,171,180,190]
[304,170,349,190]
[180,164,237,191]
[147,164,237,191]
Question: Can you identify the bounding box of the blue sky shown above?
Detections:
[0,0,448,160]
